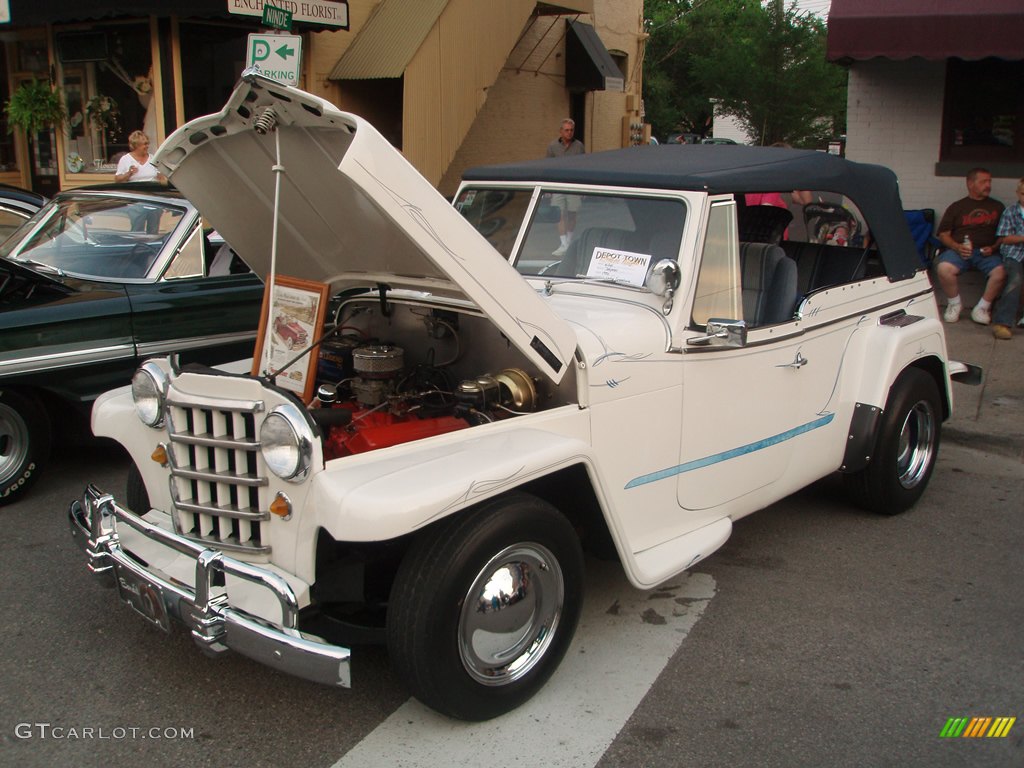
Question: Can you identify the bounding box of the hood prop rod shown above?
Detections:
[256,106,285,382]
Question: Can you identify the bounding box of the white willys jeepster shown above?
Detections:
[69,72,977,720]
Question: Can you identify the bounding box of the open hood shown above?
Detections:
[155,71,575,383]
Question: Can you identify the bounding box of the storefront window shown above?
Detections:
[57,23,153,174]
[179,22,248,122]
[0,44,19,172]
[941,58,1023,165]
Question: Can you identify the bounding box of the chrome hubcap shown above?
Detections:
[895,400,935,489]
[458,543,564,686]
[0,402,29,484]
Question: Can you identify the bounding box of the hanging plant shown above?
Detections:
[4,78,67,135]
[85,94,121,141]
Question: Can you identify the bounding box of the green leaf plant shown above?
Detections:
[4,78,67,136]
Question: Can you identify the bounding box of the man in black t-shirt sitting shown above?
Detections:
[935,168,1006,324]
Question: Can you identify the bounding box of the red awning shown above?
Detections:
[827,0,1024,62]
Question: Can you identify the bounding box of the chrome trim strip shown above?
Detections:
[168,432,260,451]
[170,465,267,488]
[137,330,257,357]
[166,394,265,413]
[0,343,135,373]
[68,487,351,688]
[683,286,937,353]
[172,499,270,525]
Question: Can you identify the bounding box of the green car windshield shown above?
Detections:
[454,187,686,282]
[0,194,186,280]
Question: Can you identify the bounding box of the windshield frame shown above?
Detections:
[454,182,690,285]
[0,190,196,284]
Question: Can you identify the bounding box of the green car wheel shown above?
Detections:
[0,389,51,506]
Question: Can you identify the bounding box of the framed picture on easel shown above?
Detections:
[252,275,330,403]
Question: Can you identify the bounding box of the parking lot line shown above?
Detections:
[332,560,716,768]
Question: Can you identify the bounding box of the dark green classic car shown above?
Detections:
[0,183,263,504]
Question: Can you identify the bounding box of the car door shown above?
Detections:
[675,198,828,513]
[125,223,263,367]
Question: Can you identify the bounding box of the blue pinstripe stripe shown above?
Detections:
[625,413,836,489]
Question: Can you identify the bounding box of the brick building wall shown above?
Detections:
[845,59,1018,216]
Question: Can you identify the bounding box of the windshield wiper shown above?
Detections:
[7,256,66,278]
[577,275,645,288]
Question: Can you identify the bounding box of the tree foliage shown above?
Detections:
[642,0,847,147]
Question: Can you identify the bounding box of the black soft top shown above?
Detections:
[464,145,921,280]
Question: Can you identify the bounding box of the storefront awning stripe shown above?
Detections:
[827,0,1024,62]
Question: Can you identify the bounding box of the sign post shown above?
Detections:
[246,33,303,86]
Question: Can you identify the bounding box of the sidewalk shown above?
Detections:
[936,271,1024,461]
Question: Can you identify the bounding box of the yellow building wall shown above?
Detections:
[404,0,536,187]
[438,0,645,196]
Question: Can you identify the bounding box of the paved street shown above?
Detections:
[1,381,1020,768]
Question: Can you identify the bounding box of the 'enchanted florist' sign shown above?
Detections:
[228,0,349,29]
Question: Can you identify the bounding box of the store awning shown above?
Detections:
[565,19,623,92]
[330,0,447,80]
[827,0,1024,62]
[1,0,232,26]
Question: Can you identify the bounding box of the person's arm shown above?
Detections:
[114,157,137,182]
[938,229,972,258]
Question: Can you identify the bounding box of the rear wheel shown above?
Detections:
[845,368,941,515]
[0,389,51,506]
[387,493,584,720]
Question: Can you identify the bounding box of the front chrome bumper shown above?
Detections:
[68,485,351,688]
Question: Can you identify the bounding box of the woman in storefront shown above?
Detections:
[114,130,165,183]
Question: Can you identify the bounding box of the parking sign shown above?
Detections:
[246,33,302,86]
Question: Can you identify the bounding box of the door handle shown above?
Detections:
[776,351,807,369]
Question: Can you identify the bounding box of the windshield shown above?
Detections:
[456,187,686,285]
[0,194,187,280]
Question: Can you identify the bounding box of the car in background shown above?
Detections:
[701,136,739,145]
[0,183,46,241]
[0,182,263,505]
[666,132,701,145]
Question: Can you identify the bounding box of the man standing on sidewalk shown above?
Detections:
[546,118,585,257]
[991,178,1024,340]
[934,168,1006,325]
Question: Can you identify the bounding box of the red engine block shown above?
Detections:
[323,407,469,459]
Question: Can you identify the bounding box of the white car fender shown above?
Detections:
[843,315,948,412]
[91,385,175,514]
[301,426,599,547]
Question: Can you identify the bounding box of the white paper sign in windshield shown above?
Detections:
[585,247,652,287]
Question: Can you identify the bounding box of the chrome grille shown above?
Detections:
[165,394,270,554]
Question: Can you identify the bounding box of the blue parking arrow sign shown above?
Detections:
[246,33,303,86]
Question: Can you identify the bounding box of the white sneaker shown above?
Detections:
[1018,317,1024,328]
[970,305,991,325]
[551,243,568,257]
[943,302,962,323]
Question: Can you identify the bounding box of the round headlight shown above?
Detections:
[132,362,168,428]
[260,404,313,481]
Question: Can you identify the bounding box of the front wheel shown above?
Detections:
[0,389,51,506]
[845,368,941,515]
[387,493,584,720]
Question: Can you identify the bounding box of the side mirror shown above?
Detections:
[647,259,681,314]
[686,318,747,348]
